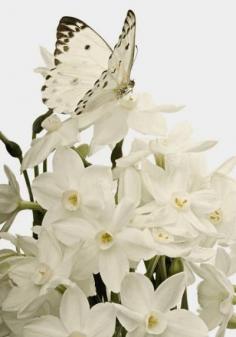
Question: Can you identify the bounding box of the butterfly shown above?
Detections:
[41,10,136,115]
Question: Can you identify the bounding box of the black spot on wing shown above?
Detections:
[85,44,91,50]
[103,81,108,88]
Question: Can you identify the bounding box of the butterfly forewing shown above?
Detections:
[42,16,112,114]
[75,10,136,115]
[108,10,136,86]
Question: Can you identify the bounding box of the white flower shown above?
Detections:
[196,262,235,337]
[78,93,183,153]
[116,272,208,337]
[51,198,156,292]
[21,116,79,170]
[149,122,217,155]
[138,159,219,237]
[34,47,54,78]
[2,230,76,318]
[32,147,114,221]
[0,166,21,232]
[24,286,116,337]
[208,172,236,245]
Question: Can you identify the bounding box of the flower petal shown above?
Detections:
[164,309,208,337]
[24,316,66,337]
[86,303,116,337]
[120,273,153,315]
[154,273,186,312]
[60,286,90,333]
[99,244,129,293]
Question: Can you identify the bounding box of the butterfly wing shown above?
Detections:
[42,16,112,114]
[75,10,136,115]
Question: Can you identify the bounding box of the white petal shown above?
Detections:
[191,190,219,214]
[22,133,60,170]
[60,286,89,333]
[118,228,156,261]
[24,316,66,337]
[53,147,84,188]
[91,109,128,147]
[4,165,20,196]
[99,244,129,293]
[164,310,208,337]
[126,326,146,337]
[38,230,63,268]
[52,217,94,246]
[32,173,62,209]
[120,273,153,315]
[86,303,116,337]
[187,140,217,152]
[118,168,142,207]
[39,46,54,68]
[128,108,167,136]
[168,122,192,145]
[115,304,144,332]
[154,273,186,312]
[57,117,79,145]
[111,198,135,232]
[215,156,236,175]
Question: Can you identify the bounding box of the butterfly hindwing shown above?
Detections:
[42,16,112,114]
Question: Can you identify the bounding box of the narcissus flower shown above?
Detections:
[32,147,114,221]
[0,165,21,232]
[24,286,116,337]
[51,198,156,292]
[22,116,79,170]
[2,230,78,318]
[138,159,219,237]
[116,272,208,337]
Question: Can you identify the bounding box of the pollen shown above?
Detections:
[147,314,159,328]
[62,190,80,211]
[209,209,223,225]
[97,231,114,250]
[152,228,173,243]
[172,192,190,211]
[32,263,52,285]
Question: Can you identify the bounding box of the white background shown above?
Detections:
[1,1,236,336]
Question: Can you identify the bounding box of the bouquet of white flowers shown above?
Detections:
[0,9,236,337]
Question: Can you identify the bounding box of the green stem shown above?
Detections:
[232,295,236,305]
[111,292,121,304]
[228,314,236,329]
[181,288,189,310]
[22,169,34,201]
[159,256,168,282]
[146,255,160,279]
[18,200,44,213]
[43,159,47,173]
[32,132,39,177]
[18,155,34,202]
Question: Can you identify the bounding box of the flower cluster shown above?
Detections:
[1,10,236,337]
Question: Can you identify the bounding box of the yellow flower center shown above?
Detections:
[147,314,159,329]
[62,190,80,211]
[145,311,167,334]
[172,193,190,211]
[152,228,174,243]
[96,231,114,250]
[209,209,223,225]
[32,263,52,285]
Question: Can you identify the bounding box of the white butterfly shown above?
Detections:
[41,10,136,115]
